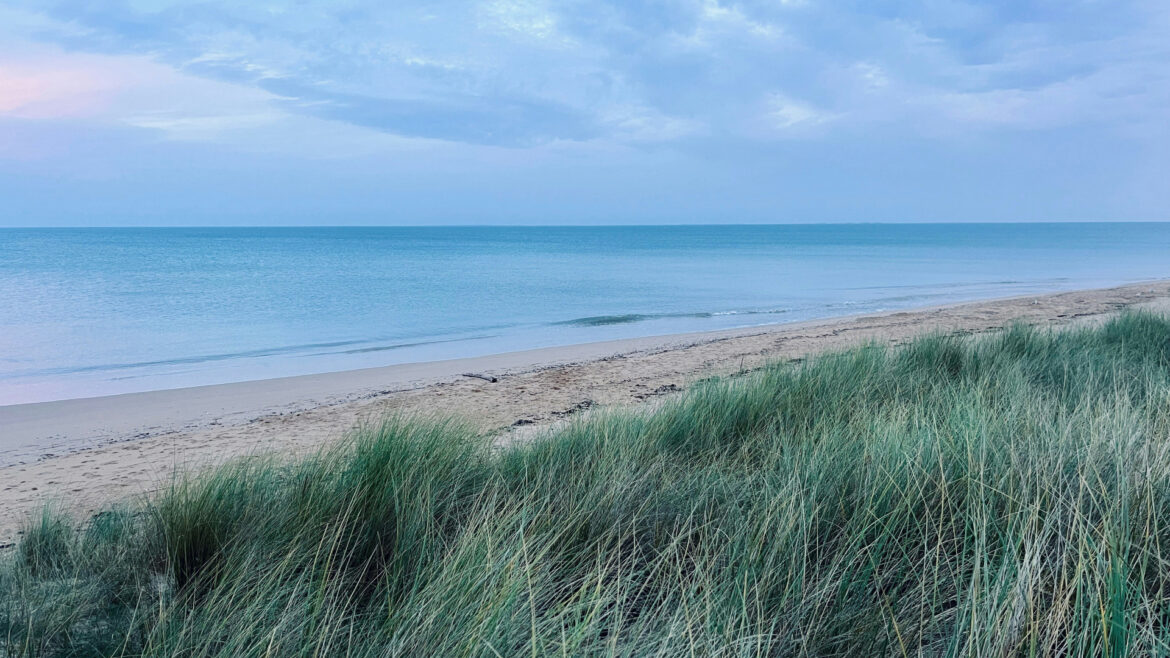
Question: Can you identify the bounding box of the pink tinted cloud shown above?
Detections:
[0,53,134,119]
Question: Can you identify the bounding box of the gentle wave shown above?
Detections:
[0,339,375,378]
[333,334,496,355]
[553,313,688,327]
[842,277,1071,292]
[553,308,792,327]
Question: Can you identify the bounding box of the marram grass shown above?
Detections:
[5,312,1170,656]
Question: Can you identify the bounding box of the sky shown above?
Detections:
[0,0,1168,226]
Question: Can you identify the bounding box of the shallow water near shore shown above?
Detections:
[2,223,1169,404]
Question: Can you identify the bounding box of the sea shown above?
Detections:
[2,223,1168,405]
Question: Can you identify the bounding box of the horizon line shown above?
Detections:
[4,219,1170,229]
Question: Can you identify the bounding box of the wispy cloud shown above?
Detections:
[765,93,834,132]
[478,0,565,43]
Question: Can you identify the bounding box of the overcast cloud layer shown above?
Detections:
[1,0,1167,224]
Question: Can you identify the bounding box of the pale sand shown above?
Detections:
[2,280,1170,545]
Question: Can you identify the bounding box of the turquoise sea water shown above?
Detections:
[1,223,1168,405]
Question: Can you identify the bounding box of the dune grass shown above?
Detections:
[5,312,1170,656]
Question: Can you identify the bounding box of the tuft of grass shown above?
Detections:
[17,509,74,578]
[6,312,1170,656]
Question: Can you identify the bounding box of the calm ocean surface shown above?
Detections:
[2,224,1168,405]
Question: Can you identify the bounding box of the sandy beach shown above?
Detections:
[2,280,1169,545]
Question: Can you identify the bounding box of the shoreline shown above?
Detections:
[0,286,1121,465]
[2,280,1169,543]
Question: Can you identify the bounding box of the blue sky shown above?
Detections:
[0,0,1167,225]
